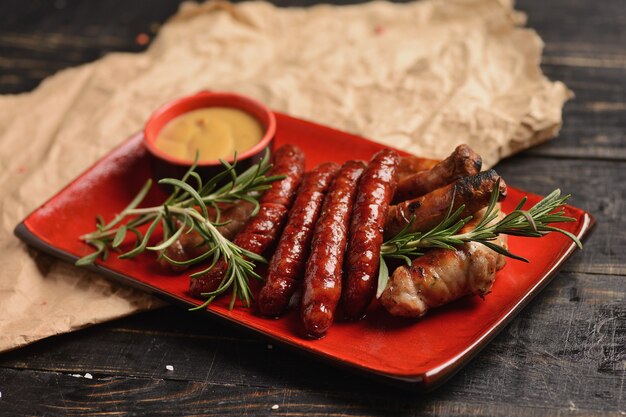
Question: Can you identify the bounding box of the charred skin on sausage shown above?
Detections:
[301,160,366,338]
[188,144,306,299]
[342,149,400,320]
[384,169,507,239]
[393,145,482,203]
[258,162,340,317]
[397,155,439,180]
[159,201,255,271]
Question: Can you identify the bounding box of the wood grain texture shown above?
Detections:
[0,0,624,416]
[497,157,624,276]
[516,0,626,161]
[0,268,624,416]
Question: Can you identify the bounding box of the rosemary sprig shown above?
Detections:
[376,181,583,298]
[76,150,281,309]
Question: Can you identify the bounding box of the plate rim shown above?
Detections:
[12,114,597,390]
[14,209,594,389]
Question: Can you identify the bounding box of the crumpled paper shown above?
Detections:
[0,0,571,352]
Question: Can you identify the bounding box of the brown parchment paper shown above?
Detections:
[0,0,571,352]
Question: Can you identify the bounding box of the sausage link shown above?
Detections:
[216,201,257,241]
[397,156,439,180]
[384,169,507,239]
[301,160,366,338]
[160,218,207,272]
[342,149,400,320]
[393,145,482,203]
[188,205,290,298]
[164,144,305,273]
[189,145,306,298]
[159,201,255,271]
[258,162,340,317]
[260,144,306,207]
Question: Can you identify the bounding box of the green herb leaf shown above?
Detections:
[106,179,152,230]
[376,255,390,299]
[75,240,106,266]
[77,151,281,311]
[112,225,127,248]
[119,214,162,259]
[378,186,583,298]
[147,219,187,251]
[159,178,209,219]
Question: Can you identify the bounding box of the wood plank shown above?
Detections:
[519,0,626,55]
[0,0,624,415]
[523,61,626,161]
[515,0,626,161]
[1,0,624,164]
[495,157,621,276]
[0,270,623,412]
[0,366,622,417]
[0,0,181,93]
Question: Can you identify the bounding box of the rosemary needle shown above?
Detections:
[376,181,582,298]
[76,150,281,309]
[78,156,582,310]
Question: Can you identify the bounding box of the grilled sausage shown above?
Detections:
[258,162,340,317]
[159,201,255,271]
[380,207,508,318]
[342,149,400,320]
[398,155,439,180]
[384,169,507,239]
[259,145,307,207]
[393,145,482,203]
[301,160,366,338]
[189,144,306,298]
[216,200,258,241]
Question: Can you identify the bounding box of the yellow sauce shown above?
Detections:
[155,107,264,162]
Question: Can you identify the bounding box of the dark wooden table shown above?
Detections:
[1,0,624,415]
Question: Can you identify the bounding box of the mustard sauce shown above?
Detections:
[155,107,263,162]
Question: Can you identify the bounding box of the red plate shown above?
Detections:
[14,112,594,390]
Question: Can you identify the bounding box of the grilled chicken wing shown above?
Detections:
[380,207,508,318]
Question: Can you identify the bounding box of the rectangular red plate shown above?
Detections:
[14,112,594,390]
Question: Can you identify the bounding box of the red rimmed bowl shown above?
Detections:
[144,91,276,182]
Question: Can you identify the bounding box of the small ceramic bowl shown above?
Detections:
[144,91,276,183]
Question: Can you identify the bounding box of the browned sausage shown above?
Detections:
[259,144,306,207]
[342,149,400,320]
[159,201,255,271]
[257,162,340,317]
[159,219,206,272]
[384,169,507,239]
[301,160,366,338]
[189,144,306,298]
[398,155,439,180]
[393,145,482,203]
[216,200,258,241]
[381,207,508,318]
